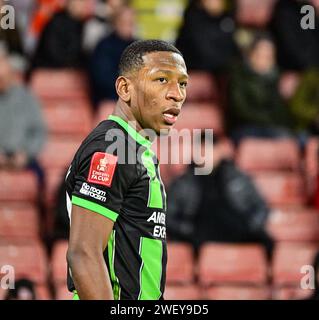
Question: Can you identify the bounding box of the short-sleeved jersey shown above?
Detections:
[65,115,167,300]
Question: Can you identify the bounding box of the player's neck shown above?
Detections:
[112,101,144,134]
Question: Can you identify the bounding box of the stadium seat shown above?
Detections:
[204,285,270,300]
[0,203,40,240]
[36,284,52,300]
[272,286,313,300]
[185,71,218,102]
[305,137,319,199]
[39,136,82,170]
[198,243,268,286]
[0,241,48,284]
[175,102,224,136]
[236,138,300,172]
[41,98,93,137]
[55,283,73,300]
[164,284,202,300]
[30,69,89,99]
[236,0,277,27]
[166,242,195,284]
[51,240,68,284]
[94,100,116,127]
[0,170,37,202]
[44,167,67,207]
[267,207,319,242]
[252,172,306,206]
[272,242,318,286]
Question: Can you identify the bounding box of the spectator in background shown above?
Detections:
[289,68,319,136]
[4,279,36,300]
[0,48,46,182]
[83,0,127,53]
[175,0,237,74]
[270,0,319,71]
[52,168,70,241]
[89,6,135,107]
[27,0,64,55]
[167,133,274,260]
[31,0,90,69]
[228,32,294,145]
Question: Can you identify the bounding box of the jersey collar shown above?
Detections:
[108,115,152,149]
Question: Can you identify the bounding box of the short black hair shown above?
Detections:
[118,40,183,76]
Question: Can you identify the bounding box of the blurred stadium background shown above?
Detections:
[1,0,319,300]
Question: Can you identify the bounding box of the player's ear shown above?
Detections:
[115,76,132,102]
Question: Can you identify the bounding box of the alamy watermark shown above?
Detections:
[300,265,316,290]
[301,4,317,29]
[0,264,15,289]
[102,123,215,175]
[0,0,15,30]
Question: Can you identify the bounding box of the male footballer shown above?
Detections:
[66,40,188,300]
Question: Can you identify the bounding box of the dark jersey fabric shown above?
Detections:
[65,115,167,300]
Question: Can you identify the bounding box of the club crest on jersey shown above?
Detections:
[88,152,117,187]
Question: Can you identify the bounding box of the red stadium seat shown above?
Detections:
[36,284,52,300]
[186,71,219,102]
[0,203,40,240]
[30,69,89,99]
[204,285,270,300]
[267,207,319,242]
[44,167,67,207]
[51,240,68,284]
[164,284,202,300]
[305,137,319,200]
[41,98,93,137]
[252,172,306,206]
[55,283,73,300]
[0,241,48,284]
[0,170,37,202]
[175,102,224,136]
[198,243,268,286]
[236,138,300,172]
[94,100,116,127]
[166,242,195,285]
[272,242,318,286]
[39,136,82,170]
[236,0,277,27]
[272,286,313,300]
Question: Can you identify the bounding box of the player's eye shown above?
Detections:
[157,77,168,84]
[179,81,188,88]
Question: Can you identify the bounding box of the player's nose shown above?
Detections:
[166,82,185,102]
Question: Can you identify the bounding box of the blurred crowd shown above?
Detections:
[1,0,319,300]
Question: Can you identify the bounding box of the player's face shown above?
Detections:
[130,51,188,135]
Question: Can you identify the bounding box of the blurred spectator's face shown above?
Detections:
[249,39,275,74]
[201,0,225,16]
[67,0,91,20]
[0,55,13,93]
[114,8,135,40]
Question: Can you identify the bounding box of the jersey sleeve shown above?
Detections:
[71,137,138,222]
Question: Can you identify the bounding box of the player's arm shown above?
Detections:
[67,205,114,300]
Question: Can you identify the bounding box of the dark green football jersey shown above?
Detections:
[65,115,167,300]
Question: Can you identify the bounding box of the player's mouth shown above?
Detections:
[163,108,180,125]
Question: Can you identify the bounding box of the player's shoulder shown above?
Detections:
[81,119,127,151]
[74,119,141,165]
